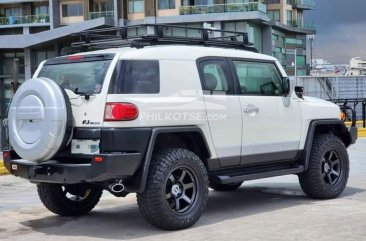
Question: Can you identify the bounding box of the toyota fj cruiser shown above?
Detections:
[3,25,357,230]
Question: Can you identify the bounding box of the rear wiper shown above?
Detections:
[74,88,93,100]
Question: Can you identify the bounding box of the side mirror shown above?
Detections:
[282,77,290,96]
[295,86,304,99]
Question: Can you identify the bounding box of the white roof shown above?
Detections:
[80,45,277,61]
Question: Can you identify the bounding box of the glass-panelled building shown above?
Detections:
[265,0,315,75]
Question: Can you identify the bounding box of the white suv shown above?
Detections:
[3,25,357,230]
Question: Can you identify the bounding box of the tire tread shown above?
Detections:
[299,134,349,199]
[137,148,208,230]
[37,184,102,216]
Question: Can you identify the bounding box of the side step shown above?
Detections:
[211,166,304,184]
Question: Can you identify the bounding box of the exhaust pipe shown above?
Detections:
[109,180,125,193]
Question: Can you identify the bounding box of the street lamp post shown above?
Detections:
[294,48,297,83]
[292,48,297,84]
[307,35,315,74]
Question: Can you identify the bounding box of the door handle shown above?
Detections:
[243,106,259,113]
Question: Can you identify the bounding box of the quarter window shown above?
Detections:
[201,61,231,95]
[233,61,284,96]
[110,60,160,94]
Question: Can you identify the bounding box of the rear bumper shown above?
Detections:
[3,152,141,184]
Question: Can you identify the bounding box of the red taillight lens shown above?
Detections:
[95,156,103,163]
[3,151,10,160]
[104,102,139,121]
[67,55,84,61]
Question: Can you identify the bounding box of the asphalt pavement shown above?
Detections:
[0,139,366,241]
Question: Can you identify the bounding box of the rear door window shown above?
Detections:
[109,60,160,94]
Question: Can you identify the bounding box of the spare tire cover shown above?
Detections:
[8,77,71,162]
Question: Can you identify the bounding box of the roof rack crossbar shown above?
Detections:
[66,24,258,54]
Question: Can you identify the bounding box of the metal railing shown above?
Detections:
[292,0,315,9]
[0,14,49,25]
[88,11,114,20]
[295,76,366,121]
[291,20,315,30]
[179,2,267,15]
[263,0,280,4]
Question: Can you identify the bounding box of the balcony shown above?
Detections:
[263,0,280,4]
[87,11,114,25]
[292,0,315,10]
[88,11,114,20]
[291,20,315,30]
[179,2,267,15]
[0,14,50,26]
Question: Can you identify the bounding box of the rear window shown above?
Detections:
[109,60,160,94]
[38,60,112,94]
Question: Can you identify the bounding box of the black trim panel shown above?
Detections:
[207,151,299,172]
[100,128,152,154]
[4,153,142,184]
[218,156,241,168]
[213,166,304,184]
[240,150,299,166]
[300,119,357,170]
[73,128,101,139]
[135,126,211,193]
[348,126,358,144]
[72,128,152,154]
[209,160,304,184]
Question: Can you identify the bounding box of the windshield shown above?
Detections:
[38,60,112,94]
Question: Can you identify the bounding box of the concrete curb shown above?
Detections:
[0,160,9,175]
[0,151,9,175]
[359,128,366,138]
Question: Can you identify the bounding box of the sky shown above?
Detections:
[305,0,366,64]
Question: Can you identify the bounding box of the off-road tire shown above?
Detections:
[137,148,209,230]
[209,181,243,191]
[299,134,349,199]
[37,183,103,216]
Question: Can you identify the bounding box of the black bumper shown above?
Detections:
[3,153,141,184]
[348,126,358,145]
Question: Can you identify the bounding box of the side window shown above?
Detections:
[110,60,160,94]
[233,61,284,96]
[200,60,231,95]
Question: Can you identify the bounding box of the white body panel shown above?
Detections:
[104,59,218,158]
[298,96,341,149]
[32,45,342,162]
[202,95,242,166]
[240,93,302,157]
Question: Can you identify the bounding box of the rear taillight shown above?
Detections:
[104,102,139,121]
[3,151,10,161]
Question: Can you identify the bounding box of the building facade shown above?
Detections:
[0,0,315,121]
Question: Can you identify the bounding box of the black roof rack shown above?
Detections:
[63,24,258,55]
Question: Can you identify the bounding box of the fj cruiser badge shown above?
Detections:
[82,120,101,125]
